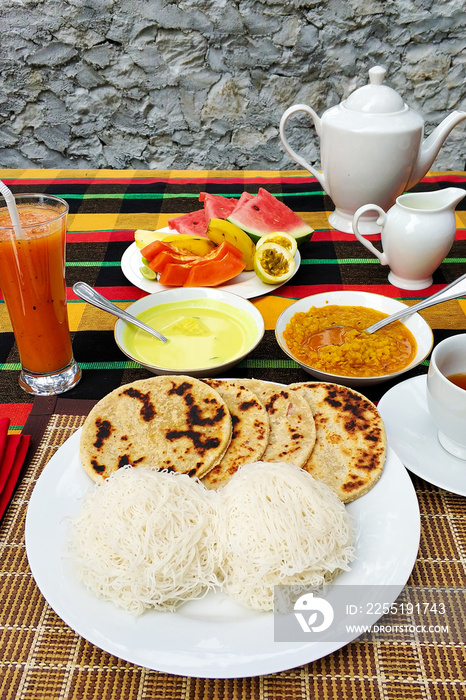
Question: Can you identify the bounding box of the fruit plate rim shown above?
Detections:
[121,229,301,300]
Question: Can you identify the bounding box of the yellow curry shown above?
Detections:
[283,305,417,377]
[123,299,258,370]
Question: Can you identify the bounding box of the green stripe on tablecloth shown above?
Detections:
[77,361,143,369]
[239,358,299,368]
[0,358,431,372]
[56,191,326,200]
[301,259,379,264]
[66,262,121,267]
[66,261,121,266]
[65,258,466,267]
[0,361,141,370]
[239,357,431,368]
[64,257,466,269]
[60,193,200,199]
[0,360,272,371]
[301,258,466,264]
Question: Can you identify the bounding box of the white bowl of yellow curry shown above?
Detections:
[275,290,434,387]
[114,287,264,377]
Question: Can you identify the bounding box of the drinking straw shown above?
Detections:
[0,179,24,239]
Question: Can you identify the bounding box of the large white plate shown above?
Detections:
[25,430,420,678]
[121,234,301,300]
[378,375,466,496]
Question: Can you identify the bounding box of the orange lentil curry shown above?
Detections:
[283,305,417,377]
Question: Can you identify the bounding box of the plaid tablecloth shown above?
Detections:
[1,168,466,426]
[0,169,465,699]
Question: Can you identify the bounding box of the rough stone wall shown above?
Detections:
[0,0,464,171]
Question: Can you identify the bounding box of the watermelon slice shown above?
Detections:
[227,188,313,244]
[199,192,237,221]
[230,191,254,213]
[168,209,208,237]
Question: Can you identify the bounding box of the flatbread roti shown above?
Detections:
[289,382,386,502]
[201,379,270,489]
[80,375,232,482]
[241,379,316,467]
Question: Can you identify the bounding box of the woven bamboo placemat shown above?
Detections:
[0,401,465,700]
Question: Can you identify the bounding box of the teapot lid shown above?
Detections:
[345,66,405,113]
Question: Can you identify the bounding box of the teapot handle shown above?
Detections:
[352,205,389,265]
[279,104,326,191]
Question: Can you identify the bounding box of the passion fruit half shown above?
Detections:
[253,242,295,285]
[255,231,298,257]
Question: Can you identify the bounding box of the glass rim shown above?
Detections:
[0,192,69,231]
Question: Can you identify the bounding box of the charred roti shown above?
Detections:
[80,375,232,482]
[289,382,386,502]
[201,379,270,489]
[241,379,316,467]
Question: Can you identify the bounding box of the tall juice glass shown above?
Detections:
[0,194,81,395]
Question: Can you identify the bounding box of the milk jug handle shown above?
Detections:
[279,105,326,188]
[352,204,389,264]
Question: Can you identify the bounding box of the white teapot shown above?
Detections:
[280,66,466,234]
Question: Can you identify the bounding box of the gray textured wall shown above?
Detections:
[0,0,465,171]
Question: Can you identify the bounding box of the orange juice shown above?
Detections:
[0,202,73,373]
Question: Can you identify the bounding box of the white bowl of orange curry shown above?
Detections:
[275,290,434,387]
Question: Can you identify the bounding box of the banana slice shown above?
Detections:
[206,218,256,271]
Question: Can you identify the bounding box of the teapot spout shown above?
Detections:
[408,110,466,190]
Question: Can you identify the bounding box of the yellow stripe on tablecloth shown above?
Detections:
[70,302,132,332]
[0,168,464,183]
[67,301,86,331]
[195,168,315,179]
[67,212,126,231]
[251,295,466,332]
[421,300,466,330]
[250,298,466,334]
[0,168,158,180]
[253,296,297,330]
[310,212,333,229]
[0,302,130,333]
[67,210,325,233]
[0,167,326,180]
[67,213,171,231]
[457,299,466,317]
[3,298,466,335]
[0,306,12,331]
[456,210,466,228]
[0,168,114,180]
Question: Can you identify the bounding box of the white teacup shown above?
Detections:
[426,335,466,460]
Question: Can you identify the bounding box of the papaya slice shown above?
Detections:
[184,251,245,287]
[148,250,200,273]
[158,262,193,286]
[140,239,171,261]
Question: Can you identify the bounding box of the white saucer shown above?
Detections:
[378,375,466,496]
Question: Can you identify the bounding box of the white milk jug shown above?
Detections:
[352,187,466,290]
